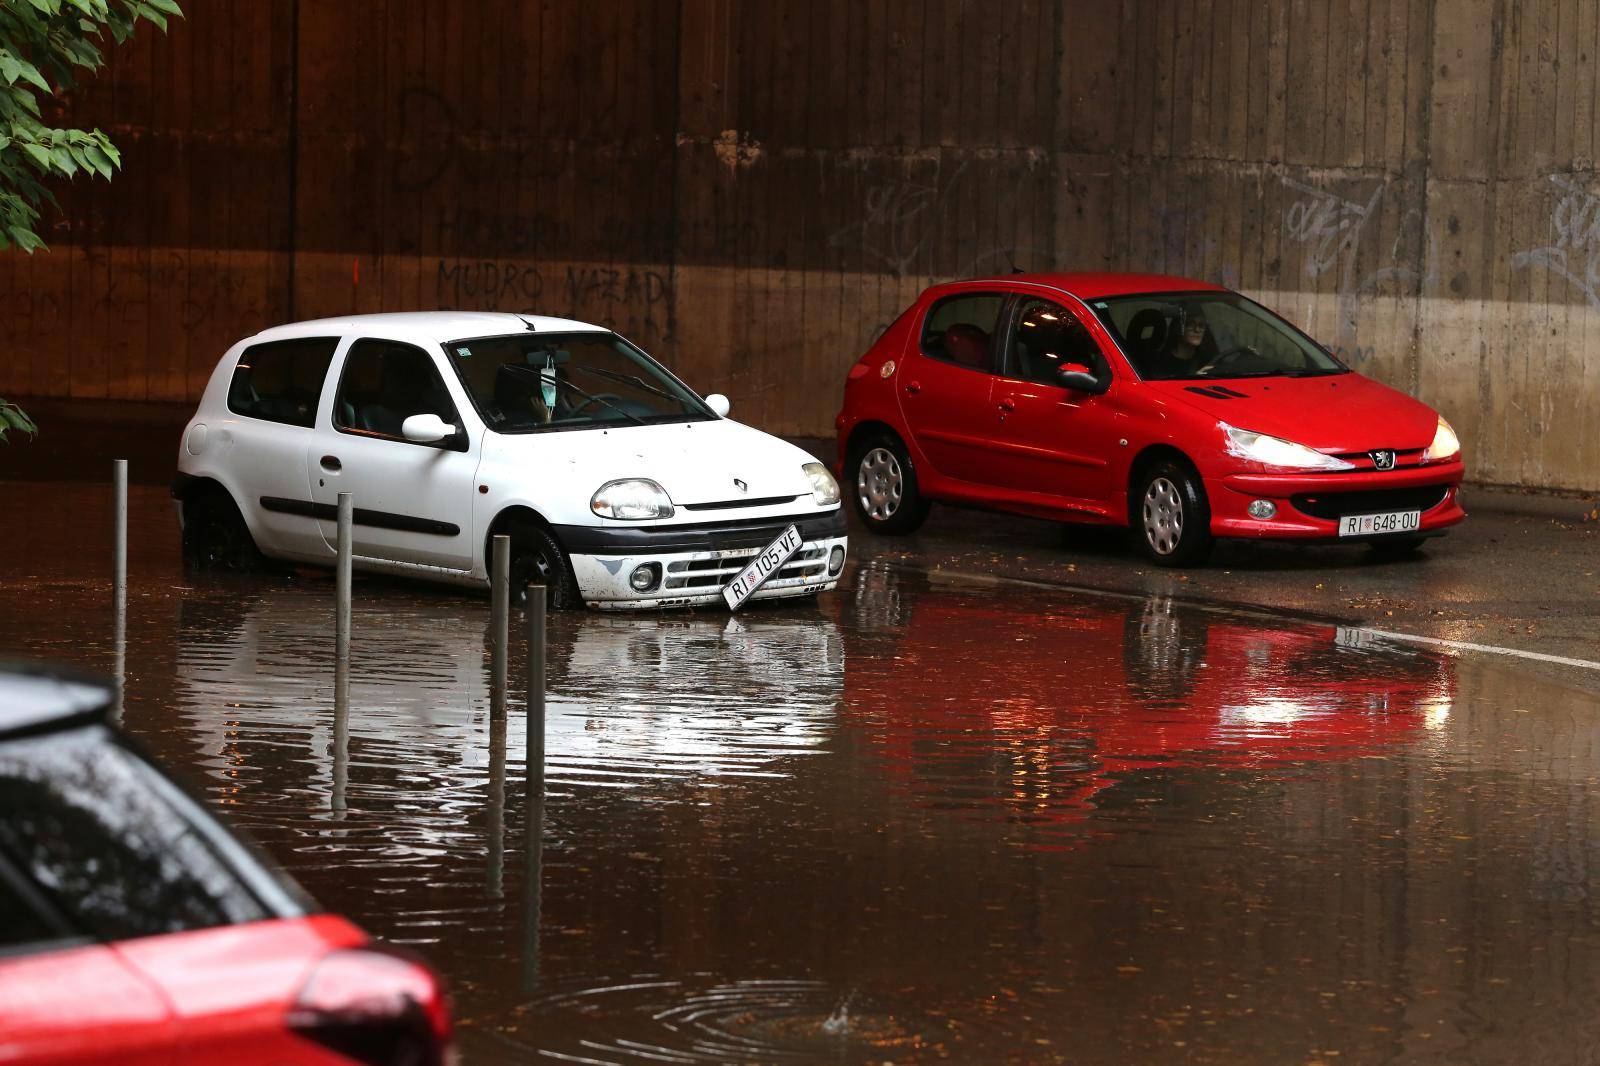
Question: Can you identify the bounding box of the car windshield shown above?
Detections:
[1088,291,1347,381]
[446,331,714,433]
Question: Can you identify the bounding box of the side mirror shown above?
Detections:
[1056,365,1109,395]
[401,413,455,443]
[705,393,731,418]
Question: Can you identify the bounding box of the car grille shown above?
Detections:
[681,495,800,511]
[1290,485,1450,521]
[663,547,828,590]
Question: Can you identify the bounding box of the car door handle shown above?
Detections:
[320,455,342,472]
[997,399,1016,412]
[904,381,922,395]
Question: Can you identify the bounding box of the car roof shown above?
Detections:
[243,311,610,347]
[0,664,111,739]
[939,271,1230,301]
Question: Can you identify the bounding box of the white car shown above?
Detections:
[173,312,848,609]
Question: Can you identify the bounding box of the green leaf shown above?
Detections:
[0,404,38,436]
[85,142,113,176]
[16,61,50,93]
[21,141,50,169]
[50,145,76,175]
[0,54,20,85]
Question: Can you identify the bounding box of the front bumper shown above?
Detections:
[1207,460,1467,539]
[556,509,849,610]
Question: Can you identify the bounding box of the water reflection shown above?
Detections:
[843,566,1454,835]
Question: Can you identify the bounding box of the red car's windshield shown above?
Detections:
[1089,291,1347,381]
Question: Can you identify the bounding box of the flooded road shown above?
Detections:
[6,482,1600,1062]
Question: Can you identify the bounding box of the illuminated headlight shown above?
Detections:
[591,479,674,520]
[1222,424,1353,471]
[1422,418,1461,463]
[803,462,840,505]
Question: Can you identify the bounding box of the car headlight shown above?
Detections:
[1222,424,1354,471]
[1423,418,1461,463]
[591,479,674,520]
[803,462,840,505]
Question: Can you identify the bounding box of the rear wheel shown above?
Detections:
[508,520,581,610]
[182,491,265,571]
[1134,460,1214,567]
[850,434,930,535]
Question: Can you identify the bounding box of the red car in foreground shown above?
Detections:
[835,272,1465,565]
[0,665,452,1065]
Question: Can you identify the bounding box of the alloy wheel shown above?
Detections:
[857,447,904,521]
[1143,476,1184,556]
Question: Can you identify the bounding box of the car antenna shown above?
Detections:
[518,315,537,331]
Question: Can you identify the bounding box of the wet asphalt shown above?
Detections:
[3,479,1600,1062]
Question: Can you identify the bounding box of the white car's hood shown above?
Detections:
[491,418,823,508]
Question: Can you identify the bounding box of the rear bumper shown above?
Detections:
[556,509,848,609]
[1207,461,1466,539]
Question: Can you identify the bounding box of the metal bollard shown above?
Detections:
[112,459,127,725]
[521,584,546,991]
[332,654,350,818]
[336,492,352,664]
[491,534,510,706]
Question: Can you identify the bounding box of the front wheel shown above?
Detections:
[850,435,931,535]
[1367,535,1427,560]
[508,522,582,610]
[1134,461,1214,567]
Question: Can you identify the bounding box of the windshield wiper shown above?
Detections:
[568,364,687,405]
[500,364,646,425]
[1283,367,1348,377]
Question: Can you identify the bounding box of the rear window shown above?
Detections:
[0,724,306,943]
[227,337,339,428]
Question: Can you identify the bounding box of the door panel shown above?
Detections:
[223,337,342,560]
[898,292,1007,486]
[308,339,480,571]
[988,297,1121,511]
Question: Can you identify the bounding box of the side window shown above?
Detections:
[919,293,1006,372]
[226,337,338,428]
[0,726,273,942]
[0,857,73,957]
[334,340,460,440]
[1008,299,1109,387]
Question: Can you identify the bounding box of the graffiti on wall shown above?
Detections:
[1280,177,1430,365]
[1511,174,1600,311]
[434,259,676,342]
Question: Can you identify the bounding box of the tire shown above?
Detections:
[182,491,266,571]
[508,520,582,610]
[1368,535,1427,559]
[1133,459,1214,567]
[849,434,931,535]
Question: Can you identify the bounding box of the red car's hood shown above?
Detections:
[1147,373,1439,452]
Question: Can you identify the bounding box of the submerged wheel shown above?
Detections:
[182,491,265,571]
[850,435,930,535]
[1134,460,1214,567]
[507,521,581,610]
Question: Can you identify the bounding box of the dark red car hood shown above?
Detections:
[1147,373,1439,452]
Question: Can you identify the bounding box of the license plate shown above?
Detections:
[1338,510,1421,537]
[722,525,802,610]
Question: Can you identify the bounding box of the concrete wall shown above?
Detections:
[3,0,1597,491]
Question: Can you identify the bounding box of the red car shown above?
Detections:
[0,664,453,1065]
[835,273,1465,565]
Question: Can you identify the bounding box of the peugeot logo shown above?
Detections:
[733,478,748,493]
[1371,450,1396,471]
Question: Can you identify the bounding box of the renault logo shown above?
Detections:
[1371,450,1396,471]
[733,478,748,493]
